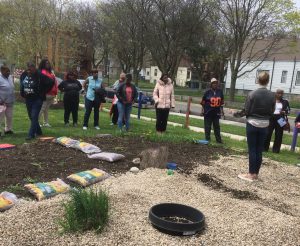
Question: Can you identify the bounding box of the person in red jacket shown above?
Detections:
[38,59,58,127]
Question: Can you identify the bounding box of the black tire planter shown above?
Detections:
[149,203,205,236]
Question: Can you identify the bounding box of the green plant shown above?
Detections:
[6,183,24,193]
[23,176,39,183]
[59,188,109,233]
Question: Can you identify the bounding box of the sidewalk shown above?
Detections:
[99,106,299,152]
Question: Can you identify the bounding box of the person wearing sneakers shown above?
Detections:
[153,73,175,134]
[82,69,103,130]
[238,72,275,182]
[0,66,15,135]
[38,59,58,127]
[116,73,138,131]
[20,62,54,140]
[201,78,224,143]
[58,71,82,126]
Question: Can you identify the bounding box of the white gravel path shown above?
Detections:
[0,156,299,246]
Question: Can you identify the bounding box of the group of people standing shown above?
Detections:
[0,61,294,183]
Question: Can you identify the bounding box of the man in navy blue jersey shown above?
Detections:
[201,78,224,143]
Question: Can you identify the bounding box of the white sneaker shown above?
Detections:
[44,123,51,127]
[95,126,100,130]
[83,126,87,130]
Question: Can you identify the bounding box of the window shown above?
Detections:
[154,69,157,76]
[295,71,300,85]
[255,69,270,83]
[281,71,288,83]
[187,71,191,79]
[153,79,156,83]
[147,71,150,76]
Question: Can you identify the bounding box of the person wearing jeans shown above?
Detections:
[20,62,54,140]
[153,73,175,133]
[116,73,137,131]
[25,97,43,138]
[201,78,224,143]
[238,71,275,182]
[82,69,102,130]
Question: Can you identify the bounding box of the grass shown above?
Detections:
[59,188,109,233]
[2,102,300,165]
[130,107,297,147]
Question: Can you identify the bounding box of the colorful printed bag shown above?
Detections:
[24,179,70,201]
[67,168,109,187]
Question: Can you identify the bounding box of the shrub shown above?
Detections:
[59,188,109,233]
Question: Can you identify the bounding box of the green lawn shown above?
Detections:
[1,103,299,165]
[130,107,297,147]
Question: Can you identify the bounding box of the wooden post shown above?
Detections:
[185,96,192,128]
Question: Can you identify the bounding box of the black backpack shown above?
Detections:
[94,87,107,103]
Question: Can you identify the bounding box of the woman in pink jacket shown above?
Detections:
[153,73,175,134]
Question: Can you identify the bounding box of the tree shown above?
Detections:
[213,0,295,101]
[103,0,146,83]
[68,1,109,73]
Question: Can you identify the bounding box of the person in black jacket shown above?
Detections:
[238,72,275,182]
[116,73,138,131]
[58,71,82,126]
[264,89,290,153]
[200,78,224,143]
[20,62,54,140]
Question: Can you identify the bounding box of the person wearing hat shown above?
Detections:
[116,73,138,131]
[58,71,82,126]
[200,78,224,143]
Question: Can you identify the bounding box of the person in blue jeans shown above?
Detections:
[20,62,55,140]
[82,69,103,130]
[116,74,138,131]
[238,72,275,182]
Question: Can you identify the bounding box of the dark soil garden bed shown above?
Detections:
[0,136,228,198]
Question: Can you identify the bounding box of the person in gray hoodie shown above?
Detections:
[238,72,275,182]
[0,66,15,135]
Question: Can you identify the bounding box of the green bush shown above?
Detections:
[59,188,109,233]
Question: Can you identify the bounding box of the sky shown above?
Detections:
[295,0,300,8]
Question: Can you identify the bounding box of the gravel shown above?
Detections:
[0,155,299,246]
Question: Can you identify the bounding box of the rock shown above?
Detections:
[139,146,168,170]
[132,158,141,164]
[130,167,139,174]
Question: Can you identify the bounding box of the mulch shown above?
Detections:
[0,135,228,197]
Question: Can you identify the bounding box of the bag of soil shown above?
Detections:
[88,152,125,162]
[0,192,18,212]
[67,168,109,187]
[54,137,79,147]
[71,141,101,154]
[24,178,70,201]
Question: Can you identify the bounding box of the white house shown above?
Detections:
[145,58,192,86]
[225,39,300,95]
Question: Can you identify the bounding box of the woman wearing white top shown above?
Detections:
[264,89,290,153]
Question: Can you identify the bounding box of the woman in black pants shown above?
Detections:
[264,89,290,153]
[153,73,175,134]
[58,71,82,126]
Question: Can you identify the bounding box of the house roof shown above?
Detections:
[242,38,300,62]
